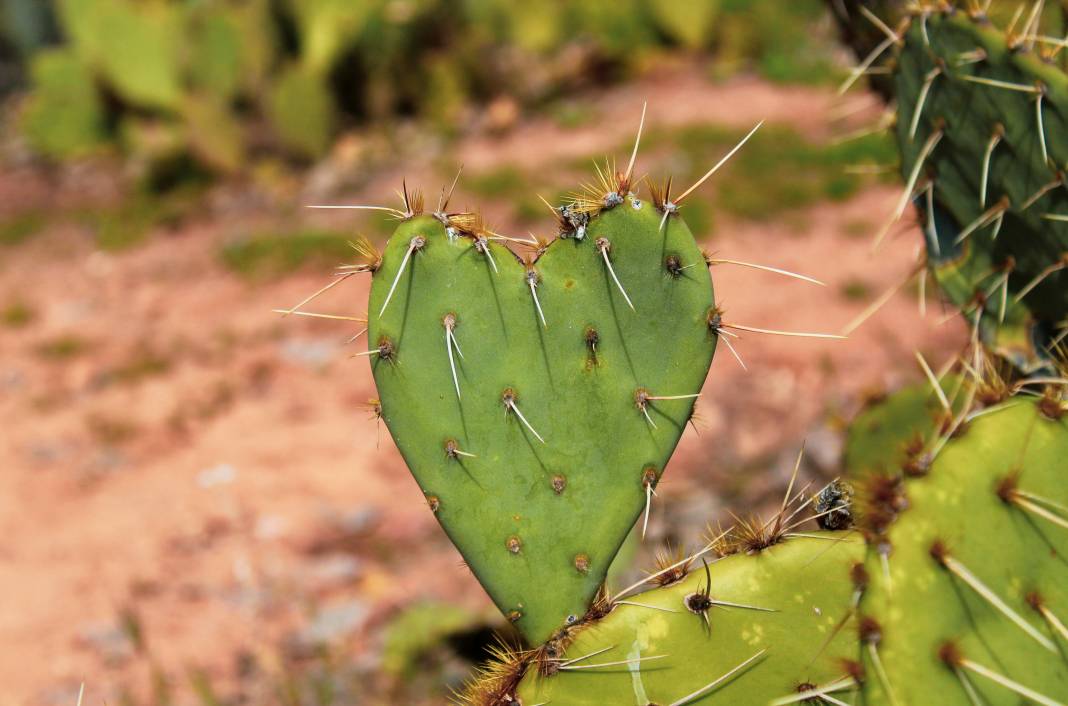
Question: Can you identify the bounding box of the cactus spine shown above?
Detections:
[890,5,1068,366]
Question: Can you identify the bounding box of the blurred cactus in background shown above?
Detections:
[826,0,906,99]
[0,0,59,95]
[19,47,103,158]
[2,0,842,176]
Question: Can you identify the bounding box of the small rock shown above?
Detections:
[804,426,844,474]
[85,447,126,474]
[254,514,288,541]
[1,368,25,393]
[295,599,370,649]
[302,553,363,592]
[333,506,380,535]
[75,621,134,665]
[38,684,91,706]
[484,95,519,133]
[279,337,338,370]
[197,463,236,488]
[26,440,71,468]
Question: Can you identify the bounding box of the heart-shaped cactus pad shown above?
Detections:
[366,188,717,643]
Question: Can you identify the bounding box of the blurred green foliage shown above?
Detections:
[220,229,355,278]
[58,0,183,109]
[77,186,205,251]
[267,64,336,159]
[103,346,172,386]
[1,300,34,327]
[839,277,873,301]
[0,210,45,245]
[35,334,91,360]
[19,48,104,157]
[5,0,844,177]
[644,122,896,222]
[465,165,529,200]
[717,0,838,84]
[712,125,895,219]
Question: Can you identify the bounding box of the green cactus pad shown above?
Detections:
[19,48,105,159]
[56,0,182,111]
[282,0,375,75]
[844,374,963,480]
[181,96,245,175]
[856,395,1068,706]
[186,9,245,103]
[267,64,336,159]
[184,0,275,104]
[367,197,716,643]
[503,534,864,706]
[893,7,1068,364]
[646,0,720,50]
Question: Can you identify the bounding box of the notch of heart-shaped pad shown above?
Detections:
[366,195,716,643]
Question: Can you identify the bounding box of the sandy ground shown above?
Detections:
[0,72,963,706]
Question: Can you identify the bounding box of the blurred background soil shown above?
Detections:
[0,1,973,704]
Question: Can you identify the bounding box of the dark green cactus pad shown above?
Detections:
[511,534,864,706]
[367,199,716,643]
[856,396,1068,705]
[894,7,1068,364]
[918,198,1040,360]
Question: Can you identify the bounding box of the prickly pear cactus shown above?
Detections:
[646,0,721,50]
[893,5,1068,365]
[509,534,864,706]
[186,0,274,104]
[281,0,375,76]
[367,189,717,643]
[266,64,336,159]
[456,367,1068,705]
[19,48,105,159]
[853,388,1068,705]
[56,0,183,111]
[843,374,962,480]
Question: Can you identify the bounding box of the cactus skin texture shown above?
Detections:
[512,534,864,706]
[894,7,1068,365]
[854,394,1068,706]
[843,375,962,480]
[919,199,1041,359]
[367,196,716,645]
[458,375,1068,705]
